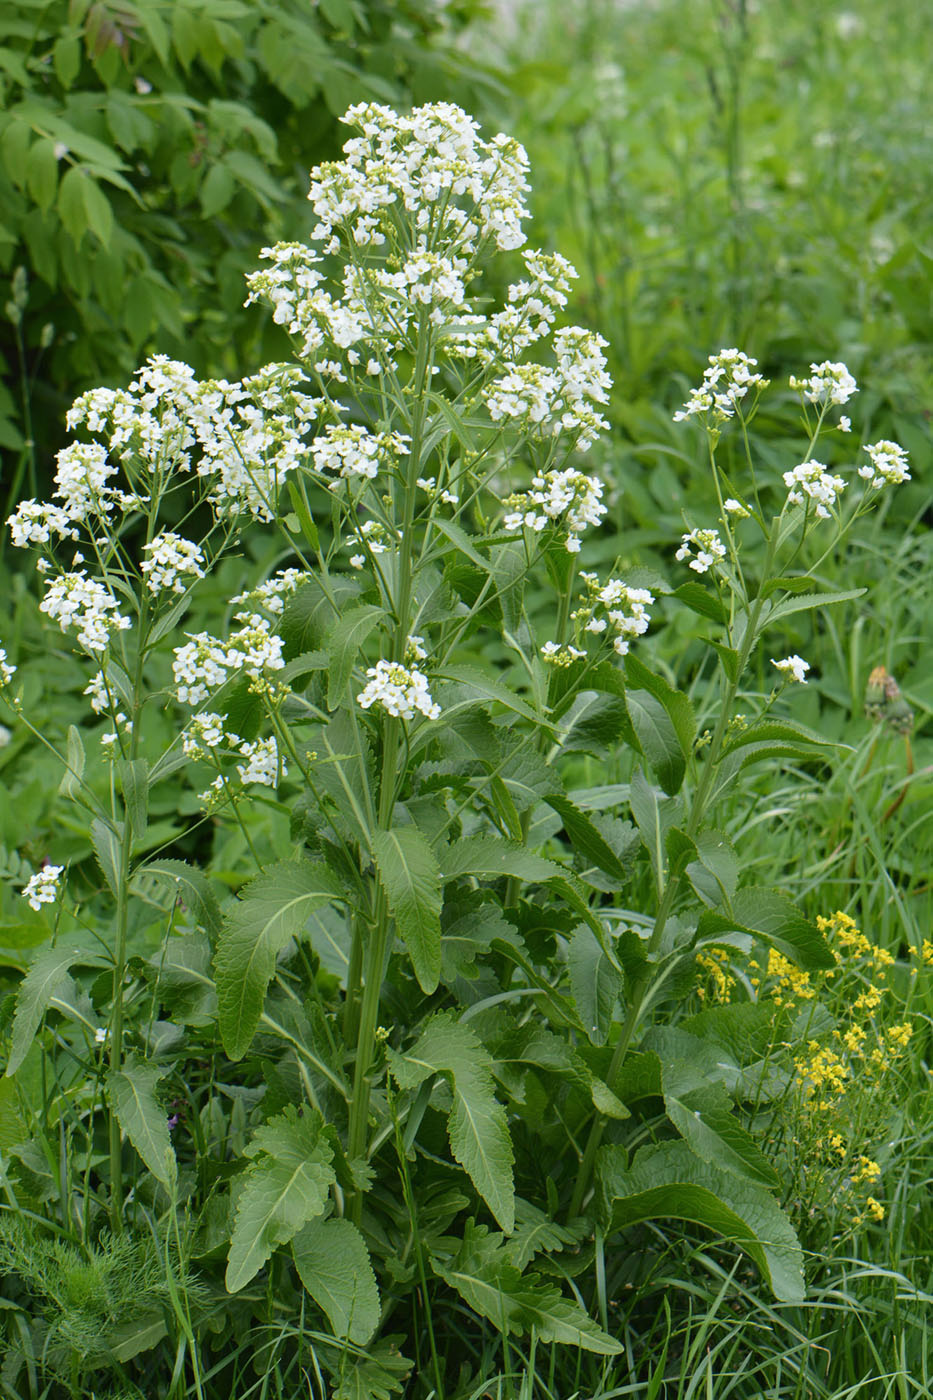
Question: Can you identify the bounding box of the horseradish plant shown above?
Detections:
[0,102,912,1397]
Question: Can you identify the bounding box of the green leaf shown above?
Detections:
[625,653,696,757]
[439,835,567,886]
[226,1106,335,1291]
[200,161,235,217]
[389,1014,514,1231]
[1,119,31,187]
[122,758,149,843]
[438,663,547,727]
[28,138,59,213]
[58,166,113,245]
[567,924,622,1045]
[108,1055,176,1187]
[434,1222,621,1353]
[697,888,834,971]
[672,581,728,624]
[598,1140,804,1302]
[292,1217,380,1344]
[629,767,682,884]
[686,829,739,907]
[215,860,346,1058]
[132,858,223,939]
[53,31,82,88]
[57,723,86,800]
[767,587,866,622]
[372,826,441,994]
[91,816,121,895]
[6,945,107,1076]
[330,1341,412,1400]
[720,717,839,759]
[626,689,685,795]
[324,603,384,709]
[281,577,361,656]
[545,794,630,880]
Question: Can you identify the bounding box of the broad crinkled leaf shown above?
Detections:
[215,860,346,1059]
[598,1140,804,1302]
[226,1106,334,1291]
[372,827,442,993]
[292,1216,380,1343]
[108,1055,176,1188]
[388,1014,514,1231]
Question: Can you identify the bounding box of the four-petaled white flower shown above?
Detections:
[782,461,846,519]
[22,864,64,911]
[357,659,440,721]
[140,532,206,594]
[789,360,857,407]
[676,527,727,573]
[859,440,910,489]
[673,349,769,425]
[771,655,811,684]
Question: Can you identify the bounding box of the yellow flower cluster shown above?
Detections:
[695,947,735,1003]
[795,1040,849,1110]
[756,948,816,1008]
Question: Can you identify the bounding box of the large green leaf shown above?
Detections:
[598,1140,804,1302]
[108,1055,176,1188]
[434,1222,621,1353]
[214,860,346,1059]
[280,577,362,657]
[372,827,442,993]
[292,1216,380,1344]
[697,888,834,971]
[625,653,696,759]
[132,858,223,939]
[626,689,685,795]
[389,1014,514,1231]
[545,794,631,880]
[226,1107,334,1292]
[567,924,622,1045]
[6,945,108,1076]
[439,835,567,886]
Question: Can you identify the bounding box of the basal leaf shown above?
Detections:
[292,1216,380,1344]
[598,1140,804,1301]
[215,860,346,1059]
[372,827,441,994]
[226,1106,334,1292]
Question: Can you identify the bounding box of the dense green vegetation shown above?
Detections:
[0,3,930,1399]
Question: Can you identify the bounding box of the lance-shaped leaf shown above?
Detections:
[697,887,834,971]
[545,794,631,881]
[108,1055,176,1188]
[439,836,567,886]
[434,1222,621,1353]
[324,603,384,709]
[226,1106,334,1292]
[292,1216,380,1344]
[388,1014,514,1231]
[372,827,441,994]
[567,924,622,1045]
[121,758,149,842]
[6,945,108,1076]
[215,860,346,1059]
[598,1139,804,1302]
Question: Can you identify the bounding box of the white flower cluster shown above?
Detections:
[0,646,16,686]
[771,655,811,684]
[417,476,459,506]
[675,527,728,573]
[859,440,910,489]
[39,569,132,654]
[230,569,312,615]
[483,327,610,450]
[357,659,440,721]
[140,532,206,594]
[172,614,285,706]
[311,424,410,481]
[724,498,750,518]
[541,640,585,668]
[673,349,769,424]
[783,461,846,518]
[22,864,64,911]
[503,467,607,553]
[789,361,858,406]
[575,575,654,656]
[184,718,286,804]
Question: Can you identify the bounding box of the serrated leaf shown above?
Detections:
[438,663,546,727]
[108,1055,176,1187]
[625,653,696,756]
[281,577,361,657]
[686,828,739,907]
[330,1341,412,1400]
[435,1223,620,1352]
[91,816,122,895]
[372,826,441,993]
[132,858,223,939]
[767,587,866,622]
[672,581,728,624]
[122,758,149,842]
[226,1106,334,1291]
[598,1140,804,1302]
[626,689,685,795]
[324,603,383,709]
[697,888,833,970]
[545,794,630,880]
[439,835,566,886]
[215,860,346,1058]
[720,717,838,759]
[389,1014,514,1231]
[629,766,682,883]
[292,1217,380,1343]
[567,924,621,1045]
[6,945,108,1076]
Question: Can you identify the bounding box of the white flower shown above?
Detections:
[172,614,284,706]
[22,864,64,911]
[94,1025,109,1044]
[0,646,16,686]
[349,553,366,569]
[503,467,607,552]
[675,527,727,573]
[771,655,811,684]
[140,532,205,594]
[858,440,910,489]
[789,361,858,406]
[182,711,239,758]
[541,640,585,667]
[573,576,653,658]
[236,737,285,787]
[311,423,410,481]
[230,568,311,614]
[0,724,11,747]
[674,349,769,425]
[7,499,79,548]
[357,659,440,720]
[723,498,750,517]
[39,570,132,653]
[838,416,852,433]
[782,461,846,518]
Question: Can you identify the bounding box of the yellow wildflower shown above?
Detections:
[854,985,884,1014]
[865,1197,885,1222]
[842,1025,866,1055]
[695,948,735,1003]
[767,948,814,1007]
[921,939,933,965]
[886,1022,913,1051]
[851,1156,882,1186]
